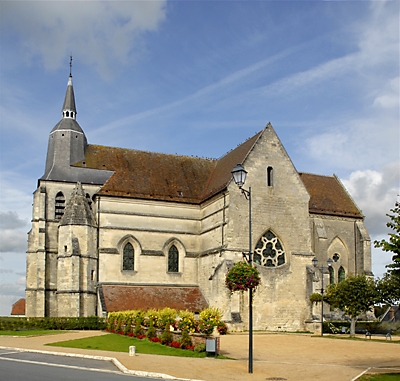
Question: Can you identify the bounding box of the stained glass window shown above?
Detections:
[168,245,179,272]
[123,242,134,271]
[254,230,285,267]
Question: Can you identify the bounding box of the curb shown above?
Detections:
[0,346,205,381]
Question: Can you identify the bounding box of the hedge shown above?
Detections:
[0,316,106,331]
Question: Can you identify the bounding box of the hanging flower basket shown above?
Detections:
[309,293,324,305]
[225,262,261,293]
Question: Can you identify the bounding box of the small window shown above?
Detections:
[123,242,134,271]
[267,166,273,187]
[55,192,65,219]
[91,270,95,281]
[168,245,179,272]
[338,266,345,282]
[333,253,340,262]
[66,111,69,117]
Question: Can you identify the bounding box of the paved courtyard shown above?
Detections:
[0,331,399,381]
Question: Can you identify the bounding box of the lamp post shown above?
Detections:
[312,257,333,336]
[231,163,253,374]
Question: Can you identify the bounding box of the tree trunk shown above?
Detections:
[350,317,356,337]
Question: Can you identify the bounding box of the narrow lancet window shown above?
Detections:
[338,266,345,282]
[267,166,273,187]
[123,242,134,271]
[329,266,335,284]
[168,245,179,272]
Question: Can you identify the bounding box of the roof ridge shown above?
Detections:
[88,144,217,161]
[298,172,334,178]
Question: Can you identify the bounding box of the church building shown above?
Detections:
[25,72,372,332]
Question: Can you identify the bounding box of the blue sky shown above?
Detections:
[0,0,399,316]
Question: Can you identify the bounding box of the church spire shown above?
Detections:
[62,56,77,120]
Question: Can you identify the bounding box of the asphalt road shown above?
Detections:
[0,349,163,381]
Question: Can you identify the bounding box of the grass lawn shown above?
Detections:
[0,330,68,336]
[358,374,400,381]
[46,333,224,358]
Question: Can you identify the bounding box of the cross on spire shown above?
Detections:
[69,56,73,76]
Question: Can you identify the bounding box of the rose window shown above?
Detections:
[254,230,285,267]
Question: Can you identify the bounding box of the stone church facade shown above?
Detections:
[25,73,372,332]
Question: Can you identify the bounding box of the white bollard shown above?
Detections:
[129,346,136,356]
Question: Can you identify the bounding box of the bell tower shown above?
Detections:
[42,57,88,182]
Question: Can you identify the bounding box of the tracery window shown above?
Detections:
[55,192,65,219]
[338,266,345,282]
[123,242,134,271]
[168,245,179,272]
[254,230,285,267]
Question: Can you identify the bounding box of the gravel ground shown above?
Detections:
[1,330,399,381]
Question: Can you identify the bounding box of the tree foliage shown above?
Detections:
[376,272,400,305]
[374,200,400,276]
[325,274,379,336]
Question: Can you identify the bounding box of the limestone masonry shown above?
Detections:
[25,72,371,332]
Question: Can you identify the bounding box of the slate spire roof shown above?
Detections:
[62,74,77,117]
[59,182,97,227]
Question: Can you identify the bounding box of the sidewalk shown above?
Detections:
[1,331,399,381]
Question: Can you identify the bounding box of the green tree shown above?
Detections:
[374,200,400,276]
[325,274,379,337]
[376,272,400,305]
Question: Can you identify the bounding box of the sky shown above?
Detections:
[0,0,399,317]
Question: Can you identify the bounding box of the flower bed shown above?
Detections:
[106,307,228,351]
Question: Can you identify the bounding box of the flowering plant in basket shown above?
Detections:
[225,261,260,293]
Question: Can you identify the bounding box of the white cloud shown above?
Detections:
[0,1,167,79]
[373,77,400,109]
[0,231,28,253]
[341,164,400,278]
[341,162,399,236]
[0,277,25,316]
[0,211,28,230]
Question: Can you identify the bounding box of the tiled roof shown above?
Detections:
[101,285,208,312]
[73,127,363,219]
[299,173,362,218]
[201,131,263,199]
[74,130,262,203]
[75,146,217,203]
[11,298,25,315]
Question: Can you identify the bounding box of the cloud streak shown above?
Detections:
[0,1,167,79]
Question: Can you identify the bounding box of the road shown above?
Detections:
[0,349,164,381]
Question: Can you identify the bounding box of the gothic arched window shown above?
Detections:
[55,192,65,220]
[123,242,134,271]
[168,245,179,272]
[338,266,345,282]
[254,230,285,267]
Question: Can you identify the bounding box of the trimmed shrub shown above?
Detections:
[134,318,144,337]
[146,320,157,339]
[161,323,173,345]
[180,328,192,349]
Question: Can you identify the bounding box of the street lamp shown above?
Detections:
[312,257,333,336]
[231,163,253,374]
